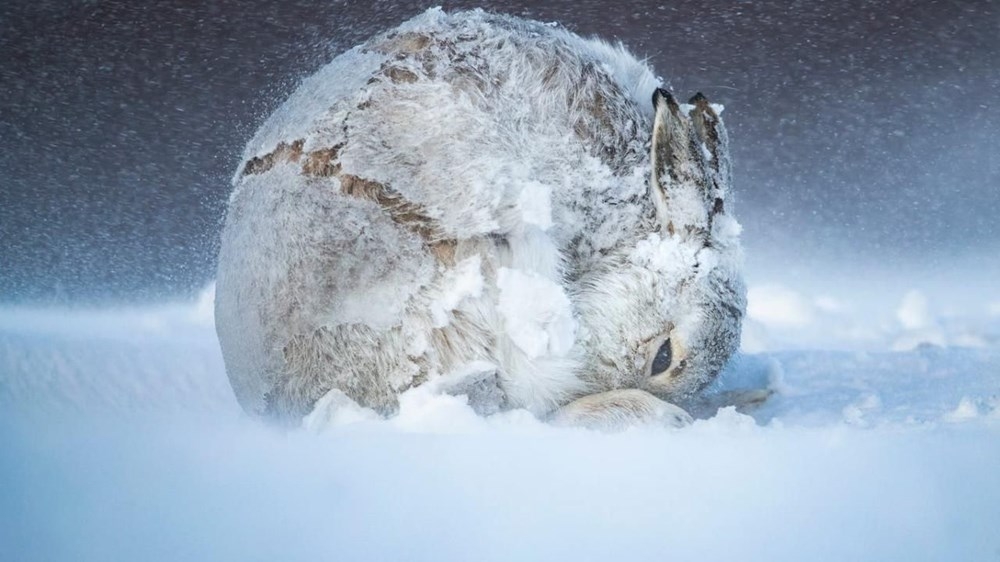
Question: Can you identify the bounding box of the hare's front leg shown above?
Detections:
[549,389,693,431]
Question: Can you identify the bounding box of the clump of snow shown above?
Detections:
[711,213,743,246]
[515,181,553,230]
[943,397,980,423]
[842,393,883,427]
[629,233,698,277]
[741,281,1000,353]
[690,405,758,433]
[496,267,576,358]
[428,256,485,328]
[302,388,381,430]
[889,289,985,351]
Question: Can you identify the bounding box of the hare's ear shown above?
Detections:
[689,93,731,223]
[649,89,730,244]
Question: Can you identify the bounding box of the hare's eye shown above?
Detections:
[650,338,673,376]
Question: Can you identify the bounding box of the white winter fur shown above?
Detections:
[215,8,746,427]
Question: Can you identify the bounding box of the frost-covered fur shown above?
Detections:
[215,8,746,428]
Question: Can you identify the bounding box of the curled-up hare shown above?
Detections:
[216,9,746,429]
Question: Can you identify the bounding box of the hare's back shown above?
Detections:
[216,9,662,419]
[240,9,658,242]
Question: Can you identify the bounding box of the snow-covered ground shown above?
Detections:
[2,282,998,561]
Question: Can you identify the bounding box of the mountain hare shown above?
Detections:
[216,8,746,429]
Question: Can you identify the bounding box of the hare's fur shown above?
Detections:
[215,9,746,427]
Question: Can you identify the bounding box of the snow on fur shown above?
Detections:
[215,8,745,424]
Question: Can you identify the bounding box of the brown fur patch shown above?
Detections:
[241,140,304,176]
[383,65,419,84]
[339,174,442,242]
[302,145,343,177]
[240,139,452,259]
[428,239,457,265]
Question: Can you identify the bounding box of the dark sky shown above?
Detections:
[1,0,998,303]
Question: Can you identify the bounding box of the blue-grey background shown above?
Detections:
[2,0,997,303]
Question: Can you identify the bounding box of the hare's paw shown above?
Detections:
[550,389,693,431]
[649,89,733,249]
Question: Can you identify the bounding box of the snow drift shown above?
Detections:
[1,283,998,561]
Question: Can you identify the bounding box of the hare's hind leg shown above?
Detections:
[271,322,424,423]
